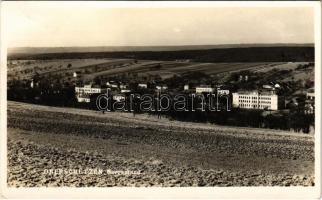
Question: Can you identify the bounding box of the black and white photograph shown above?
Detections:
[0,1,321,198]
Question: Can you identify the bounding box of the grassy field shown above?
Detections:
[7,58,134,80]
[9,58,308,81]
[7,101,314,187]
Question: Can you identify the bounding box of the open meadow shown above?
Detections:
[8,58,309,81]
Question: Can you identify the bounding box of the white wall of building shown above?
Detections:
[307,92,315,100]
[75,85,107,103]
[138,84,148,88]
[217,89,230,95]
[232,91,279,110]
[196,87,214,93]
[75,85,105,94]
[76,97,90,103]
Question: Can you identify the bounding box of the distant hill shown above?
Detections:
[7,44,314,62]
[8,43,314,54]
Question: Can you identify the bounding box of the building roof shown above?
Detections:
[307,92,315,96]
[196,85,212,88]
[234,90,276,96]
[307,88,314,93]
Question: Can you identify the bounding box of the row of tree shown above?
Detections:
[8,77,314,133]
[9,47,314,62]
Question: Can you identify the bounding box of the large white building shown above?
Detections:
[232,90,280,110]
[75,84,107,103]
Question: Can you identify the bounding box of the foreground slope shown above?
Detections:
[7,101,314,187]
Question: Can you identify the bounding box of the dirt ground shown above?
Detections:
[7,101,315,187]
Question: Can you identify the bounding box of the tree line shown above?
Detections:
[8,78,314,133]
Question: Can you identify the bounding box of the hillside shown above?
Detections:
[7,101,314,187]
[8,46,314,62]
[8,43,313,54]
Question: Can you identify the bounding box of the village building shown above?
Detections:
[138,83,148,88]
[262,84,274,90]
[30,79,39,88]
[121,89,131,93]
[196,85,215,94]
[217,88,230,96]
[106,81,118,88]
[156,85,168,91]
[30,80,34,88]
[195,85,214,93]
[239,75,249,82]
[120,84,128,89]
[232,90,282,110]
[305,89,315,114]
[113,94,126,102]
[75,84,107,103]
[274,83,281,88]
[307,90,315,101]
[73,71,81,78]
[110,83,118,88]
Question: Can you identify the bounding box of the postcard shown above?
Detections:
[0,1,321,199]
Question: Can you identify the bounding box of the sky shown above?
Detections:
[2,2,315,47]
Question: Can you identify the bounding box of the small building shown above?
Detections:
[110,84,118,88]
[196,85,214,93]
[217,89,230,96]
[120,84,128,89]
[113,94,126,102]
[305,89,315,114]
[30,80,39,88]
[76,97,91,103]
[121,89,131,93]
[30,80,34,88]
[274,83,281,88]
[73,71,81,78]
[307,90,315,101]
[305,103,314,114]
[263,85,274,90]
[75,84,107,103]
[138,83,148,88]
[239,75,249,82]
[156,85,168,91]
[106,81,118,88]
